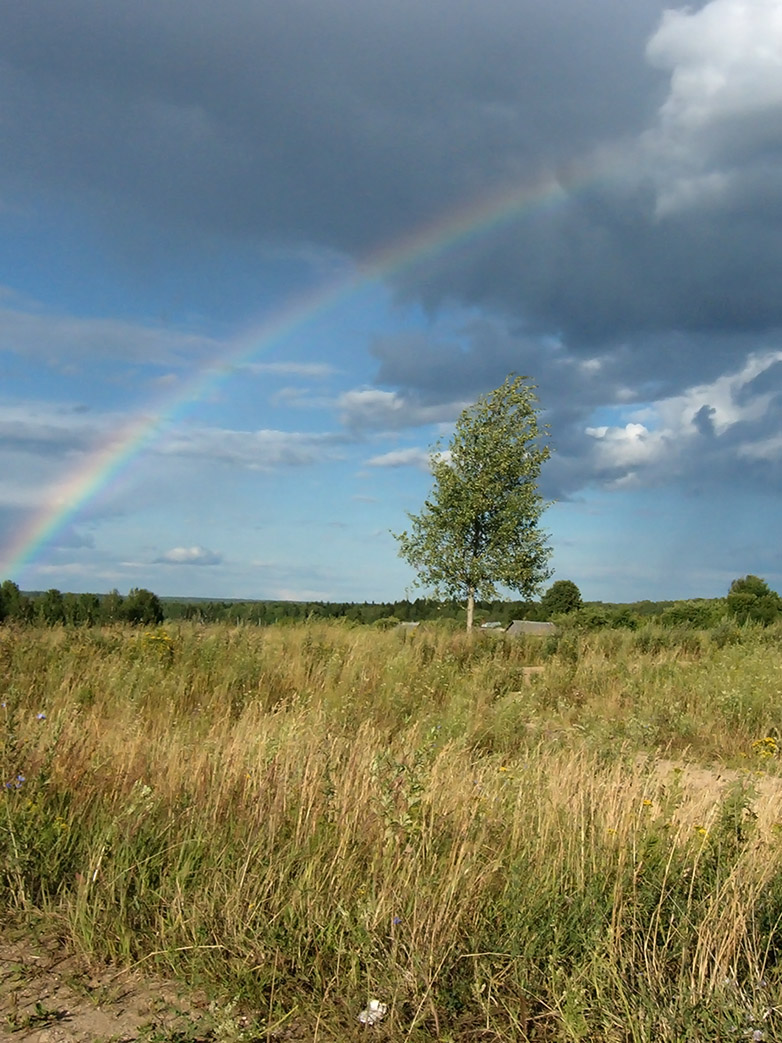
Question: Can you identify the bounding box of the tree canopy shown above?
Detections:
[540,579,582,618]
[124,587,164,625]
[727,575,782,625]
[0,580,31,623]
[394,375,552,629]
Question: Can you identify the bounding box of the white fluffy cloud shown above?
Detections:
[365,447,433,470]
[649,0,782,129]
[585,421,657,470]
[646,0,782,214]
[339,389,467,432]
[585,349,782,483]
[158,546,222,565]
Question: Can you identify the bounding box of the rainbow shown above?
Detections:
[1,172,571,582]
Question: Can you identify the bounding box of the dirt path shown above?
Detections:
[0,933,232,1042]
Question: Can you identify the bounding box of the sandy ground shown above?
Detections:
[0,932,231,1042]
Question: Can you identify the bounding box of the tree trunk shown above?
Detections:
[466,587,475,631]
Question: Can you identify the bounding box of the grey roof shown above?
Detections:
[505,620,557,636]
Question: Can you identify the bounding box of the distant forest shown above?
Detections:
[0,576,739,629]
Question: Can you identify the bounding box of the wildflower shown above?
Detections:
[695,825,708,837]
[751,737,778,759]
[4,774,24,790]
[36,712,46,721]
[642,799,653,807]
[498,766,509,772]
[392,916,402,925]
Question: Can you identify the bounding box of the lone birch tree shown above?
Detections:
[394,375,552,630]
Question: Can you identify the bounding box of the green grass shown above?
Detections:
[2,621,782,1039]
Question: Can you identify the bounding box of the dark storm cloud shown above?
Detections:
[8,0,776,359]
[367,315,782,500]
[4,0,781,360]
[383,0,782,366]
[390,135,782,346]
[692,405,717,438]
[0,0,666,254]
[4,0,782,506]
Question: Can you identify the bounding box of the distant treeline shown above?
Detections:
[2,573,779,629]
[159,595,688,628]
[0,576,731,629]
[0,581,164,626]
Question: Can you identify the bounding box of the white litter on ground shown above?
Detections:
[358,999,388,1025]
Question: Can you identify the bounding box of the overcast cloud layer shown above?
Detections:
[1,0,781,601]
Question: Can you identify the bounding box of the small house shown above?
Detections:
[505,620,557,636]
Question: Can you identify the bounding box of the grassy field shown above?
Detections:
[3,621,782,1040]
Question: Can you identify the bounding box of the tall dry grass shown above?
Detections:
[3,622,782,1039]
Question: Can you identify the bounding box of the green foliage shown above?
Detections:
[124,588,164,626]
[76,592,101,625]
[727,574,782,625]
[36,589,65,626]
[730,574,773,599]
[711,619,744,648]
[0,580,31,623]
[0,574,771,643]
[540,579,582,617]
[565,605,639,630]
[372,615,400,629]
[394,375,552,627]
[101,588,125,624]
[661,598,725,628]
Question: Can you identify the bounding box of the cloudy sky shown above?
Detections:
[2,0,782,603]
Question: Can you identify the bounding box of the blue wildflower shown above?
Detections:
[36,712,46,721]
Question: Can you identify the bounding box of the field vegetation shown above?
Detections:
[3,620,782,1039]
